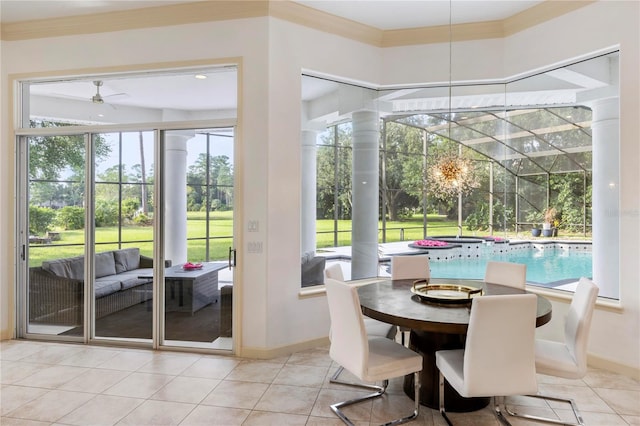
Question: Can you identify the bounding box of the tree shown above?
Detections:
[187,153,234,211]
[28,120,111,209]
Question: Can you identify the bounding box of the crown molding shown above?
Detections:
[1,0,594,44]
[504,0,595,36]
[269,1,383,46]
[0,0,268,41]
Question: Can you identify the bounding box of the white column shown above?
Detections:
[301,130,318,254]
[590,97,619,299]
[351,110,379,279]
[164,133,190,265]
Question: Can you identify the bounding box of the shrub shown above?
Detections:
[29,206,56,235]
[55,206,85,230]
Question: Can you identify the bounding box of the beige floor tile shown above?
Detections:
[116,399,195,425]
[285,347,332,368]
[95,350,155,371]
[241,410,309,425]
[1,361,48,384]
[305,415,368,425]
[584,368,640,391]
[59,367,130,393]
[557,408,629,425]
[622,414,640,425]
[150,376,221,404]
[254,383,319,415]
[179,404,251,425]
[593,387,640,416]
[58,347,121,368]
[225,360,284,383]
[20,344,85,365]
[15,365,88,389]
[0,341,51,361]
[103,372,174,398]
[56,394,144,426]
[4,389,94,422]
[0,418,51,426]
[0,341,637,426]
[137,353,200,375]
[0,385,49,416]
[180,356,240,379]
[273,364,328,387]
[200,379,269,409]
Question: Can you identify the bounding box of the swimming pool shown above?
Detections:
[428,247,592,287]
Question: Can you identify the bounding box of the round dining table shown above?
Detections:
[357,278,552,412]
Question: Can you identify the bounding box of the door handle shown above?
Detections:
[228,247,236,269]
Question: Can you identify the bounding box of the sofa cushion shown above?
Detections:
[95,251,117,278]
[94,277,122,298]
[43,255,84,280]
[114,248,141,274]
[116,269,153,290]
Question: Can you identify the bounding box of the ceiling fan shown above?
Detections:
[91,80,127,104]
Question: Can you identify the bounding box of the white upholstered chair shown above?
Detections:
[506,277,599,426]
[436,293,539,426]
[391,255,430,345]
[391,255,430,281]
[325,278,423,425]
[484,261,527,289]
[325,264,396,386]
[324,263,345,281]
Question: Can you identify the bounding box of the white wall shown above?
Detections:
[1,1,638,375]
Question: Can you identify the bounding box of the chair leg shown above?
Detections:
[493,396,514,426]
[439,372,453,426]
[504,393,585,426]
[331,375,419,426]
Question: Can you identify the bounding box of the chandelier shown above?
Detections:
[428,154,478,199]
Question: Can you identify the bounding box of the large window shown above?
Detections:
[301,51,619,298]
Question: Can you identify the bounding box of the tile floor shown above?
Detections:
[1,339,639,425]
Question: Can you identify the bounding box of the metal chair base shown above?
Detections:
[330,366,390,391]
[504,393,585,426]
[439,376,515,426]
[330,371,420,426]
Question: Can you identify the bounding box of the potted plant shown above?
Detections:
[542,207,557,237]
[531,226,542,237]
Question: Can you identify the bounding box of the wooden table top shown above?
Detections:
[357,278,552,334]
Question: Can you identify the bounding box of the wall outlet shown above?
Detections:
[248,241,263,253]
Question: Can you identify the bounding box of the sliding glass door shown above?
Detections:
[24,133,87,337]
[162,128,235,350]
[19,126,235,351]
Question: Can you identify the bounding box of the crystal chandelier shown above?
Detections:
[428,154,478,199]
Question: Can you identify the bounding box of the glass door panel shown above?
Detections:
[163,128,234,350]
[93,131,155,341]
[26,134,86,337]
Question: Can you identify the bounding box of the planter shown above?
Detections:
[531,228,542,237]
[542,228,554,237]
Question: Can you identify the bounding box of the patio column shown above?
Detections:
[351,110,379,279]
[590,97,619,299]
[164,131,192,265]
[301,129,318,254]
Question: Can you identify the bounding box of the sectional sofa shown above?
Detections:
[29,247,157,325]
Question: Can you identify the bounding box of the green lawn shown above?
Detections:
[28,210,589,266]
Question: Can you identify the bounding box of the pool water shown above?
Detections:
[429,248,592,286]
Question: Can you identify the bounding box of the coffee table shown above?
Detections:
[139,262,228,314]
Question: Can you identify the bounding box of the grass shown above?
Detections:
[28,210,590,266]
